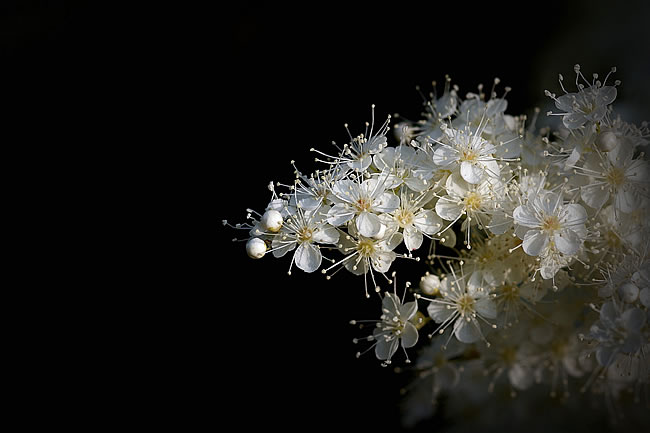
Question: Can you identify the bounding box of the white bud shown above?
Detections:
[246,238,267,259]
[596,131,618,152]
[420,274,441,295]
[261,209,283,232]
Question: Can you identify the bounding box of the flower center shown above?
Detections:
[395,208,415,227]
[464,192,482,211]
[357,238,376,257]
[355,197,372,213]
[297,227,314,243]
[457,294,475,316]
[541,215,562,233]
[606,167,626,187]
[461,148,478,162]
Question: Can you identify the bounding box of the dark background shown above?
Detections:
[222,2,650,432]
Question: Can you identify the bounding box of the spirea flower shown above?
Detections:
[225,64,650,428]
[421,269,497,345]
[513,190,587,258]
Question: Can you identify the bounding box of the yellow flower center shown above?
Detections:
[457,294,475,316]
[395,208,415,227]
[297,227,314,243]
[464,192,482,211]
[357,238,376,257]
[461,149,479,162]
[355,197,372,213]
[541,215,562,233]
[606,167,626,187]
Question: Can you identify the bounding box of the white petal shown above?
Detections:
[597,86,617,105]
[615,186,640,213]
[381,232,403,251]
[474,297,497,319]
[403,226,423,251]
[608,139,634,166]
[513,205,539,228]
[294,242,322,273]
[553,229,581,255]
[435,196,463,221]
[401,322,419,348]
[374,192,400,213]
[371,251,395,273]
[271,237,295,258]
[487,212,511,235]
[460,161,483,184]
[356,212,382,237]
[400,300,418,320]
[481,159,501,180]
[327,203,354,226]
[453,318,481,343]
[580,185,610,209]
[348,154,372,171]
[535,191,561,215]
[560,203,587,226]
[562,112,587,129]
[373,147,397,171]
[625,160,650,183]
[522,230,549,256]
[404,176,428,192]
[312,225,339,244]
[413,210,443,235]
[433,146,458,167]
[382,292,400,315]
[427,302,454,324]
[374,335,399,361]
[555,93,575,112]
[466,271,484,295]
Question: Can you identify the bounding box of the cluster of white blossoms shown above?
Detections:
[224,65,650,428]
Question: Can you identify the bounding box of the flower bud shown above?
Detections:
[420,273,441,295]
[261,209,283,232]
[246,237,267,259]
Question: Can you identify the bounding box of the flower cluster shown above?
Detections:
[224,65,650,428]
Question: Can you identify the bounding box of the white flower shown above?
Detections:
[338,106,391,171]
[325,226,403,297]
[589,300,646,367]
[373,144,437,192]
[432,125,500,184]
[545,65,618,129]
[271,205,339,274]
[382,189,442,251]
[327,175,399,237]
[423,270,497,345]
[513,190,587,257]
[435,172,503,248]
[577,142,650,213]
[352,287,419,365]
